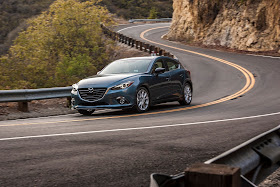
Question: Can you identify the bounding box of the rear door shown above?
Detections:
[164,58,185,98]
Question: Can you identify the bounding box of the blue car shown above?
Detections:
[71,56,192,115]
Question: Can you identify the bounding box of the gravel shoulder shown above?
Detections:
[259,167,280,187]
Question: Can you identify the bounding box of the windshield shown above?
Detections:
[100,59,152,74]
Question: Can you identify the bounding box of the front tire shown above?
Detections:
[135,87,150,113]
[179,83,192,105]
[78,109,95,116]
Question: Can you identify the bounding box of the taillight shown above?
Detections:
[187,70,191,78]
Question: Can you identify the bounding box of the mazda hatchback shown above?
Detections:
[71,56,192,115]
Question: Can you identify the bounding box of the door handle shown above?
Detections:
[179,74,184,77]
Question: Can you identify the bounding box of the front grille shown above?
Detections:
[78,88,107,102]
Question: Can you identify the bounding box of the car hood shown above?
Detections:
[77,73,141,88]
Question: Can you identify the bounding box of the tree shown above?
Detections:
[148,7,158,19]
[0,0,114,89]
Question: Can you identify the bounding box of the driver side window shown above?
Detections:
[152,60,164,73]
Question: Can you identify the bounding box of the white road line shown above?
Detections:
[116,23,170,33]
[1,112,280,141]
[246,54,280,59]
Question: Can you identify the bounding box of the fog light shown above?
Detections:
[116,96,127,105]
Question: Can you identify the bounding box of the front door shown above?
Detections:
[149,60,171,103]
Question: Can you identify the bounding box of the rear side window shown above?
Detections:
[152,60,164,73]
[166,60,179,71]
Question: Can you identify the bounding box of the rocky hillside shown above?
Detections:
[166,0,280,53]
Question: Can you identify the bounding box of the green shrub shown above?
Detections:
[0,0,113,89]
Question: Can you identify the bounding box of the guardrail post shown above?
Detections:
[128,38,132,46]
[18,102,29,112]
[131,39,135,47]
[118,34,122,42]
[119,33,122,42]
[130,38,133,47]
[124,36,128,44]
[154,47,159,55]
[185,163,241,187]
[139,42,143,51]
[122,35,125,43]
[66,97,71,108]
[149,45,155,54]
[135,41,139,49]
[144,44,150,52]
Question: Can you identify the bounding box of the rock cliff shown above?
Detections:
[166,0,280,53]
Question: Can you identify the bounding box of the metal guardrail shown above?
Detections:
[128,18,172,23]
[0,87,72,103]
[150,125,280,187]
[101,24,175,58]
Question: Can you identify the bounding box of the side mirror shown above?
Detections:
[154,67,165,75]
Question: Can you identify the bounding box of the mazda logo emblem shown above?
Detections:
[88,88,94,93]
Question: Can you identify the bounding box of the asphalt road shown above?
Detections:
[1,23,280,187]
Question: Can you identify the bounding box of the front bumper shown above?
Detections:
[73,104,133,110]
[71,86,136,110]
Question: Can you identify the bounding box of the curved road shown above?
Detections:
[0,23,280,186]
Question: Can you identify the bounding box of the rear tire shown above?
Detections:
[179,83,192,105]
[135,87,150,113]
[78,109,95,116]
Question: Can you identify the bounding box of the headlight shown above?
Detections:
[111,81,134,90]
[72,84,78,92]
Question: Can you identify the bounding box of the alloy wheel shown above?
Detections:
[184,84,192,104]
[179,83,192,105]
[136,88,149,112]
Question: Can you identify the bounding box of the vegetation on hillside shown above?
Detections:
[0,0,114,89]
[101,0,173,19]
[0,0,56,54]
[0,0,173,55]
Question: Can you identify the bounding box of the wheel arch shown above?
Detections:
[137,83,150,94]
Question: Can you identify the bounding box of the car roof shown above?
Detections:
[120,56,175,61]
[120,56,158,60]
